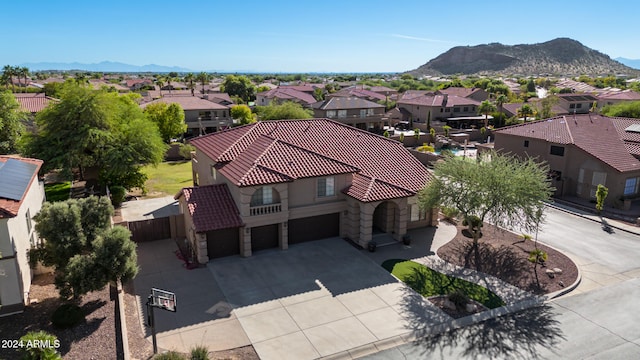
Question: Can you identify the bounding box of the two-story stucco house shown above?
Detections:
[140,95,233,138]
[176,119,435,263]
[311,97,387,133]
[493,114,640,209]
[0,156,44,316]
[556,93,598,114]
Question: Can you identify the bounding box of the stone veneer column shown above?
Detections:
[195,233,209,264]
[359,203,375,247]
[430,207,440,226]
[279,222,288,250]
[240,227,252,257]
[395,199,408,241]
[346,200,361,242]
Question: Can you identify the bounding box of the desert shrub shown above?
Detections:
[190,345,209,360]
[178,143,196,160]
[110,185,126,208]
[416,144,435,153]
[52,303,84,329]
[19,330,62,360]
[441,207,460,223]
[154,351,186,360]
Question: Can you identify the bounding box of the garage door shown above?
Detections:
[288,213,340,244]
[251,224,279,252]
[207,228,240,259]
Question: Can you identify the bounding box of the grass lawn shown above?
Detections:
[382,259,505,309]
[44,181,71,202]
[142,161,193,197]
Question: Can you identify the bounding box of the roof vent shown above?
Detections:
[625,124,640,133]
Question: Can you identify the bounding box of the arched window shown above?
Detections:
[251,186,280,206]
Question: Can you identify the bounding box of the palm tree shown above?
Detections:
[18,66,29,92]
[184,73,195,96]
[197,72,210,96]
[165,74,173,94]
[155,75,165,97]
[518,104,534,122]
[494,94,508,126]
[2,65,16,92]
[478,100,496,128]
[74,72,88,87]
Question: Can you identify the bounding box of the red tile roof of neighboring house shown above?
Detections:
[598,90,640,101]
[140,95,229,110]
[399,90,433,101]
[494,114,640,172]
[278,85,317,93]
[397,94,445,106]
[257,88,317,105]
[437,87,484,98]
[126,79,152,87]
[312,97,384,110]
[176,184,243,232]
[331,87,386,101]
[13,93,57,113]
[0,156,43,218]
[443,95,481,107]
[190,119,432,202]
[368,86,397,94]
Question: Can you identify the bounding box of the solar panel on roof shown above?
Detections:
[625,124,640,133]
[0,159,38,201]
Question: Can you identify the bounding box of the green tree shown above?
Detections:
[21,83,166,188]
[31,197,138,299]
[419,151,552,255]
[143,102,187,142]
[313,87,325,101]
[528,249,548,290]
[18,66,30,92]
[221,75,256,103]
[526,78,536,93]
[595,184,608,213]
[494,94,508,127]
[2,65,16,92]
[601,101,640,118]
[230,104,256,125]
[478,100,496,128]
[254,101,312,120]
[155,75,165,96]
[0,90,26,153]
[518,104,534,122]
[539,95,558,119]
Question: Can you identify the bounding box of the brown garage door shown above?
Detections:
[251,224,279,252]
[288,213,339,244]
[207,228,240,259]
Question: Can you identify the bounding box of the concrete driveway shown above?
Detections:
[208,238,446,360]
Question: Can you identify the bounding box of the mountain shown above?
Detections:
[20,61,193,73]
[408,38,639,77]
[615,57,640,70]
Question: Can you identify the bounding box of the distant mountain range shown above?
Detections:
[20,61,193,73]
[615,57,640,70]
[408,38,640,77]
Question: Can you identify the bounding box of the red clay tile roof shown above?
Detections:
[331,87,386,101]
[598,90,640,101]
[176,184,243,232]
[140,95,229,110]
[312,97,384,110]
[494,114,640,172]
[444,95,481,107]
[257,88,316,105]
[437,87,484,98]
[0,156,43,218]
[13,93,57,113]
[397,94,445,106]
[190,119,432,202]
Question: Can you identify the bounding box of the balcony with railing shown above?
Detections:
[250,203,282,216]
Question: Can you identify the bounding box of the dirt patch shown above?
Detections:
[0,273,119,360]
[437,220,579,295]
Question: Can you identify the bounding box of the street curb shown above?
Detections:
[545,202,640,236]
[116,280,131,360]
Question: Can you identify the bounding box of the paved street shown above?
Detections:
[364,206,640,359]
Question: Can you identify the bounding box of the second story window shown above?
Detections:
[326,110,336,118]
[317,177,335,197]
[338,110,347,118]
[550,145,565,156]
[251,186,276,206]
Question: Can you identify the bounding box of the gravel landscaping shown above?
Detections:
[0,273,121,360]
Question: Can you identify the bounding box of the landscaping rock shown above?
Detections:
[546,269,556,278]
[553,267,563,275]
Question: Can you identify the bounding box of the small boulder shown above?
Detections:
[553,268,563,275]
[545,269,556,278]
[559,281,565,287]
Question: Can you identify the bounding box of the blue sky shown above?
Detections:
[2,0,639,73]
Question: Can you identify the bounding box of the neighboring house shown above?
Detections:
[311,97,387,132]
[176,119,435,263]
[597,90,640,108]
[256,88,317,107]
[502,101,567,119]
[328,86,387,102]
[368,86,398,97]
[13,93,57,115]
[0,156,45,316]
[204,93,235,106]
[493,114,640,209]
[436,87,489,102]
[556,93,598,114]
[89,80,129,92]
[140,95,232,137]
[126,79,154,91]
[397,93,481,128]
